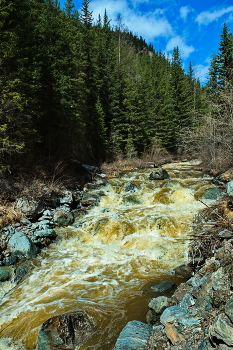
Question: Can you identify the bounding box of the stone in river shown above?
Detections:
[149,280,176,293]
[37,311,95,350]
[114,320,152,349]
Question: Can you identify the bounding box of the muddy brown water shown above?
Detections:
[0,162,214,350]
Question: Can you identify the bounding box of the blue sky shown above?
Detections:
[60,0,233,83]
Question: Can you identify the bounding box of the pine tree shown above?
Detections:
[217,23,233,87]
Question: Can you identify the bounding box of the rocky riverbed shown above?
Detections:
[114,168,233,350]
[1,163,233,349]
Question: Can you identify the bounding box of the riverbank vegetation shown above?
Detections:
[0,0,233,181]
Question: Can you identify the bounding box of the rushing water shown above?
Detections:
[0,162,214,350]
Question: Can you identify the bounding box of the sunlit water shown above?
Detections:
[0,163,214,350]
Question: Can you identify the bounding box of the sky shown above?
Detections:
[59,0,233,84]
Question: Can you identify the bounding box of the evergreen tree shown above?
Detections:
[217,23,233,87]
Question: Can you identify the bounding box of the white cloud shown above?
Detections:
[180,6,192,21]
[166,36,195,59]
[193,64,209,82]
[89,0,173,41]
[196,6,233,25]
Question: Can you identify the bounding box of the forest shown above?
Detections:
[0,0,233,175]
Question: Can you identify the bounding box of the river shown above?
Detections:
[0,162,213,350]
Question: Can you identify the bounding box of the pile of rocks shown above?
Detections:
[0,175,107,269]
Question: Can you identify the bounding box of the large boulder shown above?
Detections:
[209,313,233,346]
[202,187,221,200]
[8,231,39,259]
[36,312,95,350]
[14,197,44,219]
[149,168,170,180]
[114,320,152,350]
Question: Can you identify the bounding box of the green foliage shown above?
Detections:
[0,0,204,171]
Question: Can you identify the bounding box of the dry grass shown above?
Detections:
[101,147,174,176]
[0,203,23,229]
[189,200,233,266]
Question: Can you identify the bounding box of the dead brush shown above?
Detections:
[189,201,233,266]
[0,203,23,229]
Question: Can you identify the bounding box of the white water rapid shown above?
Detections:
[0,162,214,350]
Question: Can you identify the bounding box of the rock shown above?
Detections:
[4,255,17,266]
[209,313,233,346]
[33,229,57,239]
[8,231,39,259]
[149,280,176,293]
[148,296,169,314]
[0,267,10,281]
[53,209,74,227]
[219,168,233,182]
[174,265,193,279]
[225,298,233,322]
[14,261,32,284]
[21,218,31,226]
[15,197,44,219]
[40,187,58,207]
[198,339,212,350]
[36,311,95,350]
[160,306,188,325]
[59,190,74,205]
[179,293,195,308]
[218,230,232,238]
[178,317,200,327]
[114,320,152,350]
[202,187,221,200]
[149,168,170,180]
[146,309,158,326]
[124,195,141,205]
[196,267,231,310]
[227,181,233,202]
[124,183,138,193]
[164,323,185,344]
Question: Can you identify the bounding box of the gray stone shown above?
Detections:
[174,265,193,279]
[198,339,212,350]
[124,195,141,205]
[33,229,57,239]
[148,296,168,313]
[202,187,221,200]
[209,313,233,346]
[225,298,233,322]
[114,320,152,350]
[53,209,74,227]
[4,255,17,266]
[178,318,200,327]
[160,306,188,325]
[227,181,233,202]
[149,280,176,293]
[15,197,44,219]
[14,261,32,284]
[149,168,170,180]
[196,268,230,309]
[124,183,138,193]
[59,190,73,205]
[21,218,31,226]
[0,267,10,281]
[8,231,39,258]
[179,293,195,308]
[36,312,95,350]
[218,230,232,238]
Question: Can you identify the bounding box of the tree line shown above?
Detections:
[1,0,232,173]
